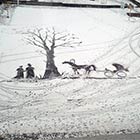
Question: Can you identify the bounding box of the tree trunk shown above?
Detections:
[43,49,60,79]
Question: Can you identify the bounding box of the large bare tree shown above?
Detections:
[26,28,81,79]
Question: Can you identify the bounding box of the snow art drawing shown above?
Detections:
[0,0,140,140]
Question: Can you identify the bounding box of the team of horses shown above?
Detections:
[62,59,129,77]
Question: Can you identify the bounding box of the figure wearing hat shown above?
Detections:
[26,63,35,78]
[14,66,24,79]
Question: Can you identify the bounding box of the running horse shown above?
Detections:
[62,60,96,75]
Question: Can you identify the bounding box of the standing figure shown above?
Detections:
[26,63,35,78]
[127,3,134,13]
[14,66,24,79]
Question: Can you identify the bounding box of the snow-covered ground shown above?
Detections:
[38,0,116,5]
[0,4,140,139]
[0,5,140,78]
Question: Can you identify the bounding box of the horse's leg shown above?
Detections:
[75,69,80,75]
[73,68,77,75]
[85,68,92,76]
[84,66,90,75]
[87,70,91,75]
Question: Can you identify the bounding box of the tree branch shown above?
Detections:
[26,28,82,51]
[26,38,44,49]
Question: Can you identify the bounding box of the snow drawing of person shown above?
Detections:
[112,63,129,73]
[14,65,24,79]
[26,63,35,78]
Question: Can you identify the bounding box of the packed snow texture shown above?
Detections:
[38,0,129,5]
[0,4,140,138]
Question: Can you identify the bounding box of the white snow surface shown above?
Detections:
[38,0,129,5]
[0,4,140,137]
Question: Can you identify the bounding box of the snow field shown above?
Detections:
[0,77,140,136]
[0,5,140,138]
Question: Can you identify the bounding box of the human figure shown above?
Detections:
[112,63,129,73]
[26,63,35,78]
[127,3,134,13]
[14,66,24,79]
[126,3,134,20]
